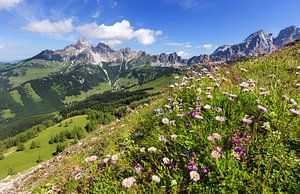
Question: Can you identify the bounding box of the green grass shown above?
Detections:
[8,61,66,87]
[1,109,15,119]
[129,75,179,92]
[10,90,24,106]
[0,115,88,180]
[23,83,42,102]
[31,43,300,193]
[63,82,112,104]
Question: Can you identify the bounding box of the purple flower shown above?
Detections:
[185,121,191,126]
[134,163,142,173]
[191,152,197,159]
[188,161,197,171]
[159,135,167,142]
[185,150,190,156]
[202,166,211,174]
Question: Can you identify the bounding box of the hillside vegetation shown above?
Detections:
[1,43,300,193]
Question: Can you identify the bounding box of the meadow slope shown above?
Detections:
[1,43,300,193]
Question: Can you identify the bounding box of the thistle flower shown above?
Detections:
[122,177,136,188]
[215,116,225,122]
[163,157,171,165]
[211,151,221,159]
[152,175,161,183]
[190,171,200,182]
[148,147,157,153]
[162,118,170,125]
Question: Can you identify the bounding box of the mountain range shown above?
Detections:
[29,25,300,66]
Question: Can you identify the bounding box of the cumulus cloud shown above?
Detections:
[197,44,216,50]
[166,41,192,48]
[23,18,74,35]
[76,20,161,46]
[0,0,23,10]
[177,51,191,59]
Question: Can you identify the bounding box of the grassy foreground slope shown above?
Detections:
[1,43,300,193]
[0,115,88,180]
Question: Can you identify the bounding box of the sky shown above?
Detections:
[0,0,300,61]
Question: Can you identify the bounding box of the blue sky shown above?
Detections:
[0,0,300,61]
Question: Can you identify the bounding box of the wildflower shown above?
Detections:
[103,158,110,164]
[215,116,225,122]
[84,155,98,162]
[148,147,157,153]
[190,171,200,182]
[122,177,136,188]
[207,94,213,99]
[260,91,270,95]
[171,180,177,186]
[159,135,167,142]
[290,99,298,105]
[239,82,249,88]
[262,122,271,130]
[203,105,211,110]
[188,161,197,171]
[162,118,170,125]
[290,108,300,116]
[134,163,142,173]
[185,121,191,126]
[140,147,146,153]
[211,151,221,159]
[229,94,237,98]
[214,146,222,152]
[197,88,202,93]
[163,157,171,165]
[212,133,221,140]
[202,166,211,174]
[207,136,214,141]
[111,154,119,164]
[152,175,161,183]
[165,104,171,109]
[171,134,178,139]
[185,150,190,156]
[215,107,222,112]
[191,111,202,119]
[191,152,197,158]
[242,117,253,124]
[257,105,268,112]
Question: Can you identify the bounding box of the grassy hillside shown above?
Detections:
[17,43,298,193]
[0,115,88,180]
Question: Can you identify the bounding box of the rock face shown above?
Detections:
[211,26,300,62]
[273,26,300,48]
[29,26,300,66]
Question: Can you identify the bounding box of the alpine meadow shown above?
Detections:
[0,0,299,193]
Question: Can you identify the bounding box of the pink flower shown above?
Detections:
[215,107,222,113]
[212,133,221,140]
[257,105,268,113]
[163,157,171,165]
[122,177,136,188]
[211,151,221,159]
[290,109,300,116]
[242,117,253,124]
[215,116,225,122]
[190,171,200,182]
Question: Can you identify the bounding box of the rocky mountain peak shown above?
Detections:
[274,25,300,47]
[94,43,114,53]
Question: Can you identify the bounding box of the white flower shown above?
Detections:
[162,118,170,125]
[152,175,161,183]
[203,105,211,110]
[171,134,178,139]
[163,157,171,164]
[148,147,157,153]
[171,180,177,186]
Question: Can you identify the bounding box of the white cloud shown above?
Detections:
[177,51,191,59]
[0,0,23,10]
[197,44,216,50]
[23,18,74,35]
[76,20,161,46]
[92,11,100,18]
[166,41,192,48]
[0,43,4,49]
